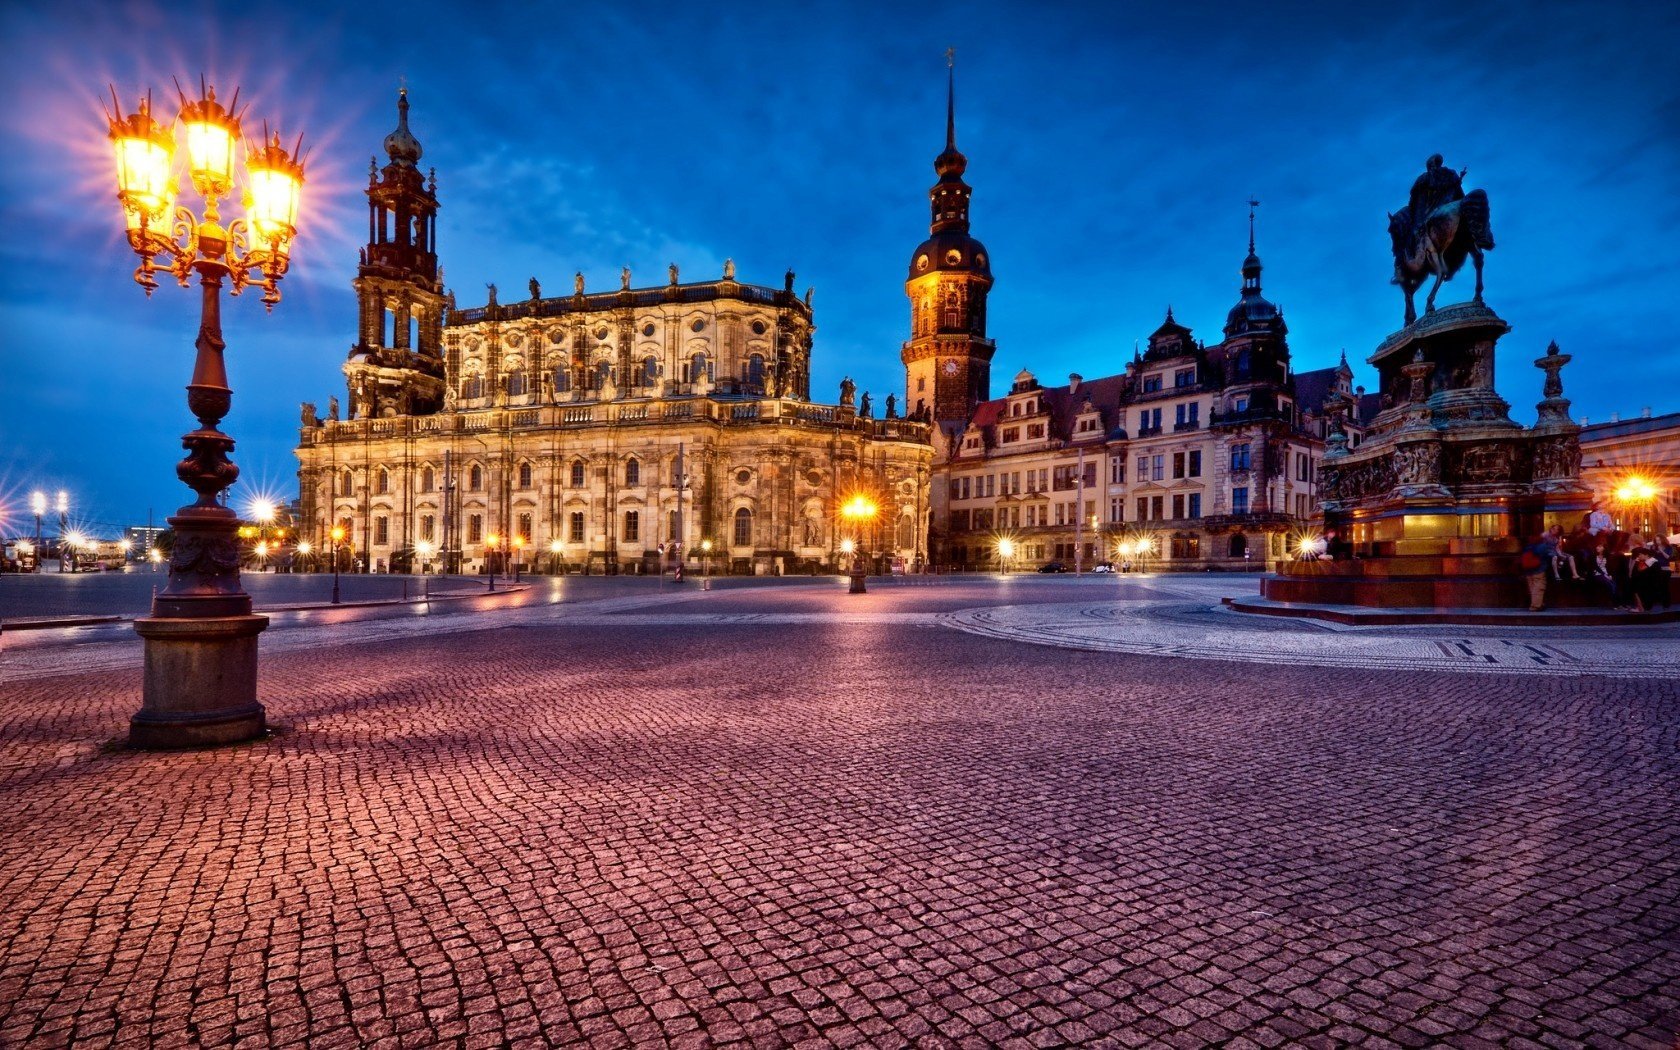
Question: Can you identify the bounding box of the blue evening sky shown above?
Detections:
[1,0,1676,536]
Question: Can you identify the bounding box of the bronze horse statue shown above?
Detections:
[1388,189,1494,324]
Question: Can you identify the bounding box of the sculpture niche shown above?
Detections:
[1388,154,1495,324]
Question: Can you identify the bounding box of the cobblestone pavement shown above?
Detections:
[1,577,1677,1047]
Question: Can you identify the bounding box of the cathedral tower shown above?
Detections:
[901,56,994,430]
[344,89,448,419]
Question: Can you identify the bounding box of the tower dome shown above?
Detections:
[1224,202,1283,337]
[382,88,423,168]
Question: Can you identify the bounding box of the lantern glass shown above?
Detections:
[115,130,173,219]
[246,163,301,257]
[184,118,236,196]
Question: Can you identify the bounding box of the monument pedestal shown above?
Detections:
[1263,302,1590,611]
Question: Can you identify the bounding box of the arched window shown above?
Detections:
[594,361,612,389]
[340,469,354,496]
[421,466,435,493]
[897,516,914,550]
[507,372,527,397]
[553,367,571,394]
[746,354,766,391]
[1228,534,1248,559]
[469,464,484,491]
[625,458,640,487]
[689,352,708,384]
[377,468,390,494]
[518,462,533,489]
[462,375,483,400]
[733,507,753,546]
[642,356,658,386]
[570,460,585,488]
[1235,350,1252,381]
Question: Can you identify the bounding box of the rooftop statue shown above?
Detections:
[1387,154,1495,325]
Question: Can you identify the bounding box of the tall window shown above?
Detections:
[625,458,640,487]
[1188,493,1202,518]
[375,516,388,545]
[1136,496,1149,521]
[340,469,354,496]
[624,511,640,542]
[570,460,585,488]
[518,462,533,488]
[669,510,680,542]
[1231,444,1252,471]
[377,468,390,494]
[421,466,435,493]
[420,515,435,540]
[1232,486,1250,515]
[507,372,527,397]
[733,507,752,546]
[746,354,766,390]
[468,515,482,543]
[688,352,708,384]
[517,513,532,543]
[1172,452,1185,479]
[569,512,584,542]
[1152,455,1164,482]
[1172,494,1185,519]
[469,465,484,491]
[554,367,571,394]
[642,357,658,386]
[1189,451,1203,478]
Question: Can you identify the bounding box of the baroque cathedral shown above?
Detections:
[295,91,933,575]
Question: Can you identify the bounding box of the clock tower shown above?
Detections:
[902,55,994,431]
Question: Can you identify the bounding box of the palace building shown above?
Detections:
[908,71,1365,570]
[295,91,932,576]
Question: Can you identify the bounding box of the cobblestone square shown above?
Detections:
[1,578,1676,1047]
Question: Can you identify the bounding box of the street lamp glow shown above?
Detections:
[840,538,856,555]
[250,499,277,523]
[66,531,86,548]
[296,540,312,555]
[330,525,345,543]
[549,540,563,554]
[1613,476,1656,503]
[56,490,68,515]
[997,539,1016,558]
[416,540,433,557]
[700,539,712,552]
[148,548,162,562]
[31,492,46,516]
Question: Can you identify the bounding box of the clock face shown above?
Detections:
[943,360,959,377]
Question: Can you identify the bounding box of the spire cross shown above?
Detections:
[1247,197,1260,253]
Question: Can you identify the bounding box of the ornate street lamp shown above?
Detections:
[105,79,305,749]
[329,526,345,604]
[30,491,45,573]
[840,495,878,594]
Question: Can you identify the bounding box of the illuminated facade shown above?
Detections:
[907,80,1350,570]
[296,92,932,576]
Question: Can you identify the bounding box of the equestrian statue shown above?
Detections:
[1388,154,1495,325]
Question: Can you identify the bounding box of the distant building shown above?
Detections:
[295,92,932,576]
[1578,409,1679,538]
[907,75,1362,571]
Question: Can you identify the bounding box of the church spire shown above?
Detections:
[930,48,970,233]
[945,47,956,153]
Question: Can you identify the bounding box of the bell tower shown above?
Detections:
[344,88,447,419]
[901,53,994,431]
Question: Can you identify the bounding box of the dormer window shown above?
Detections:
[1142,374,1163,393]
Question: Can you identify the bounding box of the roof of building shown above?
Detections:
[449,279,810,326]
[1579,410,1680,441]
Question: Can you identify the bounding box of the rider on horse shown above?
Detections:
[1405,155,1465,249]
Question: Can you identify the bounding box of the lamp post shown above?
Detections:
[840,495,878,594]
[513,535,525,582]
[549,539,563,575]
[700,538,712,579]
[997,537,1015,576]
[107,75,309,745]
[106,79,305,749]
[296,539,313,573]
[415,540,433,575]
[330,526,344,604]
[30,492,44,573]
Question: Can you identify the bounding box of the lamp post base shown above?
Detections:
[849,570,868,595]
[130,614,269,749]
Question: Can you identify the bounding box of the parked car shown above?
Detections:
[1091,562,1116,573]
[1036,561,1070,573]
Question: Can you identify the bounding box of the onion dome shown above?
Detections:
[907,61,991,281]
[1224,205,1283,336]
[383,88,423,168]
